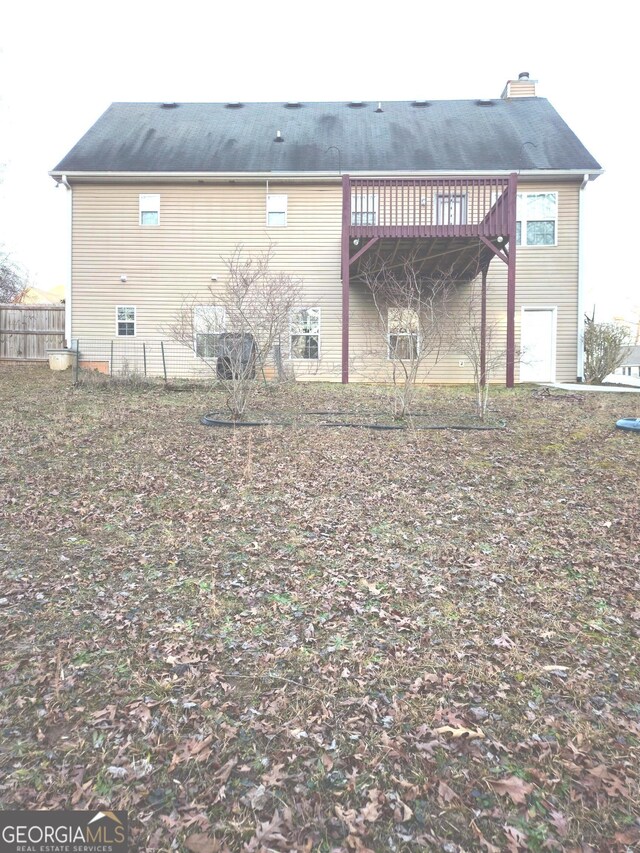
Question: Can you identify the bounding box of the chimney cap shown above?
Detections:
[518,71,530,80]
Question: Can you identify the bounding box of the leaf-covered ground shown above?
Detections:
[0,365,638,852]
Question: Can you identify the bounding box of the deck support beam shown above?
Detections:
[341,175,351,384]
[349,236,379,266]
[506,172,518,388]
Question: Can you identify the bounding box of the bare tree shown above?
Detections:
[0,251,28,303]
[169,244,303,419]
[583,319,631,384]
[453,275,508,421]
[358,251,457,418]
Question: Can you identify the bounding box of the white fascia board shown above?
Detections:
[49,168,604,183]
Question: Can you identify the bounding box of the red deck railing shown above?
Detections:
[348,177,512,239]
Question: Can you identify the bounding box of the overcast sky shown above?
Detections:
[0,0,635,323]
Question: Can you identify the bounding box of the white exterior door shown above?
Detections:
[520,307,556,382]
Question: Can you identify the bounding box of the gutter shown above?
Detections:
[49,168,605,183]
[576,173,590,381]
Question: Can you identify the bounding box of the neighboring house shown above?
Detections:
[50,72,601,384]
[609,345,640,387]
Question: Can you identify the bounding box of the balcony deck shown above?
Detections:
[348,177,512,240]
[340,173,518,386]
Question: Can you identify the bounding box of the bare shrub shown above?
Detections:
[359,251,457,418]
[169,244,303,419]
[453,275,509,421]
[583,320,631,384]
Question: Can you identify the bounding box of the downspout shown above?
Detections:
[56,175,73,347]
[576,173,590,381]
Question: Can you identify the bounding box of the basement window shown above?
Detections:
[290,308,320,360]
[193,305,226,358]
[516,192,557,246]
[266,194,288,227]
[388,308,419,360]
[116,306,136,336]
[139,194,160,226]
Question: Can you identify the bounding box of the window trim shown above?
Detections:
[139,193,160,227]
[387,308,420,361]
[193,305,227,360]
[516,191,558,247]
[289,307,321,361]
[266,194,288,227]
[115,305,137,337]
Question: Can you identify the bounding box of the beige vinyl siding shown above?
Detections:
[71,177,580,383]
[511,181,579,382]
[71,182,343,380]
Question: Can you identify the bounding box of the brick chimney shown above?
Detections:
[501,72,537,99]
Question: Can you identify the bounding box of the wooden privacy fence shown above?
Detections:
[0,304,65,361]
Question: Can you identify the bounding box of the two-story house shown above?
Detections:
[50,73,601,385]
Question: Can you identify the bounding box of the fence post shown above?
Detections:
[110,341,114,377]
[160,341,167,382]
[74,339,79,385]
[143,342,147,377]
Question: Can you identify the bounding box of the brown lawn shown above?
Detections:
[0,364,638,852]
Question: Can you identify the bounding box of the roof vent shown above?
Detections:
[284,102,303,108]
[160,102,178,108]
[274,130,284,142]
[347,101,366,108]
[476,99,495,106]
[375,102,384,113]
[225,102,244,109]
[518,71,530,80]
[411,100,431,107]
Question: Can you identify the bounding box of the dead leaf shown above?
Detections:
[436,725,485,739]
[261,762,287,787]
[438,780,459,803]
[168,735,213,771]
[360,800,380,822]
[471,823,501,853]
[504,824,528,852]
[549,810,568,837]
[213,755,237,784]
[489,776,534,804]
[186,834,221,853]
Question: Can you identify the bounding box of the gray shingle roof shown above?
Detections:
[52,99,601,174]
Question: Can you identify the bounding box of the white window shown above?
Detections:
[290,308,320,360]
[193,305,226,358]
[436,194,467,225]
[351,193,378,226]
[139,194,160,226]
[516,192,557,246]
[266,194,288,227]
[388,308,419,360]
[116,306,136,336]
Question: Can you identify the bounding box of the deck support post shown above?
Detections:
[341,174,351,384]
[506,172,518,388]
[480,265,488,387]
